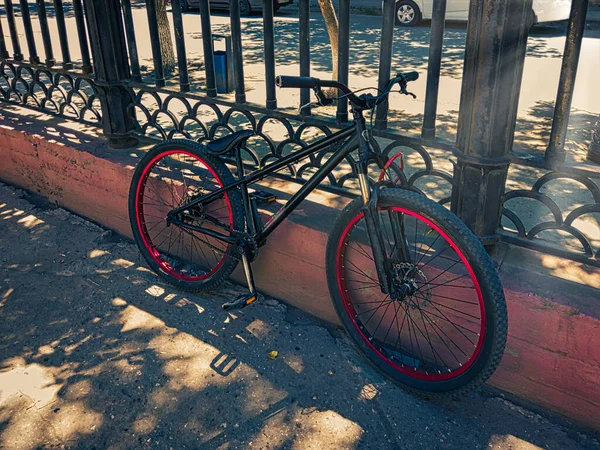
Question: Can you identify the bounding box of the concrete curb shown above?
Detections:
[0,111,599,430]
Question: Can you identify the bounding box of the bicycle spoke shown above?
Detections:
[135,150,234,282]
[381,300,401,347]
[370,301,394,343]
[417,305,465,365]
[403,306,446,372]
[426,298,481,321]
[336,203,491,381]
[356,297,393,317]
[416,232,441,267]
[344,279,380,286]
[425,273,472,290]
[425,259,462,286]
[403,302,422,367]
[426,292,479,306]
[418,295,478,347]
[418,308,479,336]
[346,285,384,292]
[345,258,379,284]
[394,301,408,360]
[416,306,447,371]
[350,241,375,262]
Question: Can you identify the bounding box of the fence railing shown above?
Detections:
[0,0,598,267]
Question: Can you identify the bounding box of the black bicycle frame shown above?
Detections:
[170,125,359,245]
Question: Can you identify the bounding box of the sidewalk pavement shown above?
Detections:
[1,181,599,449]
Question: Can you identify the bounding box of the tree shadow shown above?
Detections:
[1,186,598,449]
[1,1,79,19]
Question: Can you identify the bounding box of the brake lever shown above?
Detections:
[313,87,334,106]
[398,86,417,99]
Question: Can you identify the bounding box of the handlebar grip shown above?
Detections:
[401,71,419,82]
[275,75,319,89]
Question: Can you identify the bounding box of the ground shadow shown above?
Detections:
[1,187,598,448]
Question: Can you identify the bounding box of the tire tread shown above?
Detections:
[326,188,508,397]
[128,139,244,293]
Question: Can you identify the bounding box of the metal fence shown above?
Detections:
[0,0,598,267]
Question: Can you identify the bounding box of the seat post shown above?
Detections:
[235,144,245,179]
[235,144,258,236]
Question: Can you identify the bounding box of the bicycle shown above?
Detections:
[128,72,507,396]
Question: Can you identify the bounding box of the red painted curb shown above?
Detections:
[0,116,598,429]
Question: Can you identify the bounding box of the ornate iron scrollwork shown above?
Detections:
[127,87,454,202]
[0,62,102,124]
[502,171,600,265]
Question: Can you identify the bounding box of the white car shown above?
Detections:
[395,0,572,27]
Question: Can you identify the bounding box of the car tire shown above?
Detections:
[395,0,421,27]
[181,0,190,11]
[239,0,251,16]
[528,10,538,31]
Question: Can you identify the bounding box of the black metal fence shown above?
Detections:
[0,0,598,267]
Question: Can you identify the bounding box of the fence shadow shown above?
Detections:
[1,188,596,449]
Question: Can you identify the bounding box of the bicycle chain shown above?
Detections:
[177,192,252,263]
[191,227,256,263]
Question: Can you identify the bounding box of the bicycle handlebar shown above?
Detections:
[275,75,319,89]
[275,72,419,109]
[401,71,419,82]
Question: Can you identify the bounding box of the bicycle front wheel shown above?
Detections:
[326,188,507,395]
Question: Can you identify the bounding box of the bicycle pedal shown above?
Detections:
[249,190,276,204]
[222,293,258,311]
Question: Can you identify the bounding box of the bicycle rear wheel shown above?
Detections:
[129,140,244,292]
[326,188,507,395]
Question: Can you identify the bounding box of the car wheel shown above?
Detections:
[180,0,189,11]
[528,10,538,32]
[239,0,251,16]
[395,0,421,27]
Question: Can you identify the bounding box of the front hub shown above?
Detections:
[392,262,431,309]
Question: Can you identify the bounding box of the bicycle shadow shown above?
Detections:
[1,178,596,448]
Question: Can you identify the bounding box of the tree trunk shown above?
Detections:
[317,0,339,80]
[157,0,175,72]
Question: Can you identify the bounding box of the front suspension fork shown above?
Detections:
[362,181,393,295]
[359,180,412,298]
[355,118,411,296]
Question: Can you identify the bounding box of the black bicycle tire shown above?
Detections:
[128,139,244,292]
[325,188,508,396]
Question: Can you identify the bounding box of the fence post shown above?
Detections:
[299,0,310,116]
[199,0,217,98]
[229,0,246,104]
[263,0,277,109]
[83,0,138,149]
[545,0,589,168]
[421,0,446,140]
[452,0,532,244]
[588,118,600,165]
[336,0,350,123]
[374,0,395,130]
